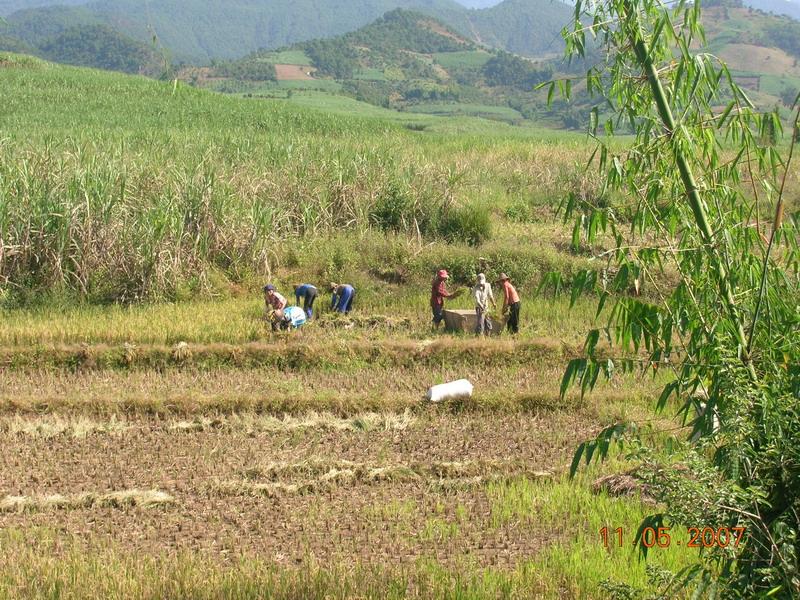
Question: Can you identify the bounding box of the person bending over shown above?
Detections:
[330,283,355,314]
[499,273,521,334]
[294,283,318,318]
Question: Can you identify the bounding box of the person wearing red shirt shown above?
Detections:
[499,273,521,334]
[430,269,453,329]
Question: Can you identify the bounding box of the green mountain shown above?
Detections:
[39,23,163,74]
[0,17,164,75]
[187,4,800,133]
[2,0,573,64]
[700,4,800,106]
[189,9,555,126]
[469,0,572,57]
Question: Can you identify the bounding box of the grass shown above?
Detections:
[257,50,312,66]
[487,475,698,596]
[0,292,601,345]
[0,53,600,303]
[0,529,677,599]
[432,50,492,69]
[406,103,524,123]
[0,489,175,513]
[0,54,717,598]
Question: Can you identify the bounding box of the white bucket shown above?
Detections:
[426,379,473,403]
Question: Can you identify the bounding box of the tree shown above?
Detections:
[545,0,800,596]
[781,86,799,108]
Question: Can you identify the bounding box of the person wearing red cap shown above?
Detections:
[498,273,521,334]
[430,269,454,329]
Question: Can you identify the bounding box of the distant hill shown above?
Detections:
[2,0,574,64]
[0,0,86,17]
[185,9,556,126]
[468,0,571,57]
[700,4,800,106]
[39,23,163,74]
[0,18,164,74]
[453,0,503,8]
[745,0,800,20]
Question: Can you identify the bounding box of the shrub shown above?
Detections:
[437,205,491,246]
[370,181,413,232]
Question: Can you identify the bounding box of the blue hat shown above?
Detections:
[264,284,276,292]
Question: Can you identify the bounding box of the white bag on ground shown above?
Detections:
[426,379,473,402]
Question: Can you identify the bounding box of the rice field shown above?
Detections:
[0,53,747,598]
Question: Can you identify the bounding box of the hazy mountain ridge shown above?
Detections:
[745,0,800,20]
[0,0,86,17]
[1,0,574,63]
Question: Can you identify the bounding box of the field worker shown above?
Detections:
[499,273,521,334]
[263,284,288,331]
[430,269,454,329]
[282,305,307,329]
[294,283,318,318]
[472,273,496,336]
[330,282,355,314]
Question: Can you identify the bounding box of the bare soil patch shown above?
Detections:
[717,44,800,77]
[0,413,591,567]
[419,20,469,45]
[275,64,315,81]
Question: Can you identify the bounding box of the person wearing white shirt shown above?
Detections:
[471,273,496,336]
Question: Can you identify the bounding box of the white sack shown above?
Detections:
[426,379,473,402]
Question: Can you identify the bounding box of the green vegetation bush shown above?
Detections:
[765,20,800,60]
[37,24,163,75]
[482,51,552,91]
[347,9,471,56]
[437,204,491,246]
[557,0,800,596]
[0,32,38,55]
[303,38,358,79]
[214,59,276,81]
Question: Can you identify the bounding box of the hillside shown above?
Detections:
[0,0,86,17]
[185,10,555,125]
[469,0,571,58]
[2,0,573,64]
[701,4,800,106]
[454,0,502,7]
[183,4,800,131]
[0,17,164,74]
[746,0,800,20]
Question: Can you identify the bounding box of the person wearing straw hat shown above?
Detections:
[498,273,521,334]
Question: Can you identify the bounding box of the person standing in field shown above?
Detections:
[499,273,521,334]
[330,282,355,314]
[294,283,318,319]
[430,269,454,330]
[264,284,288,331]
[472,273,496,336]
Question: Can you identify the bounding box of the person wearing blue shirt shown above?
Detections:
[294,283,318,318]
[330,282,355,314]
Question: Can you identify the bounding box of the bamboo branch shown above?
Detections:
[625,1,757,380]
[747,105,800,354]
